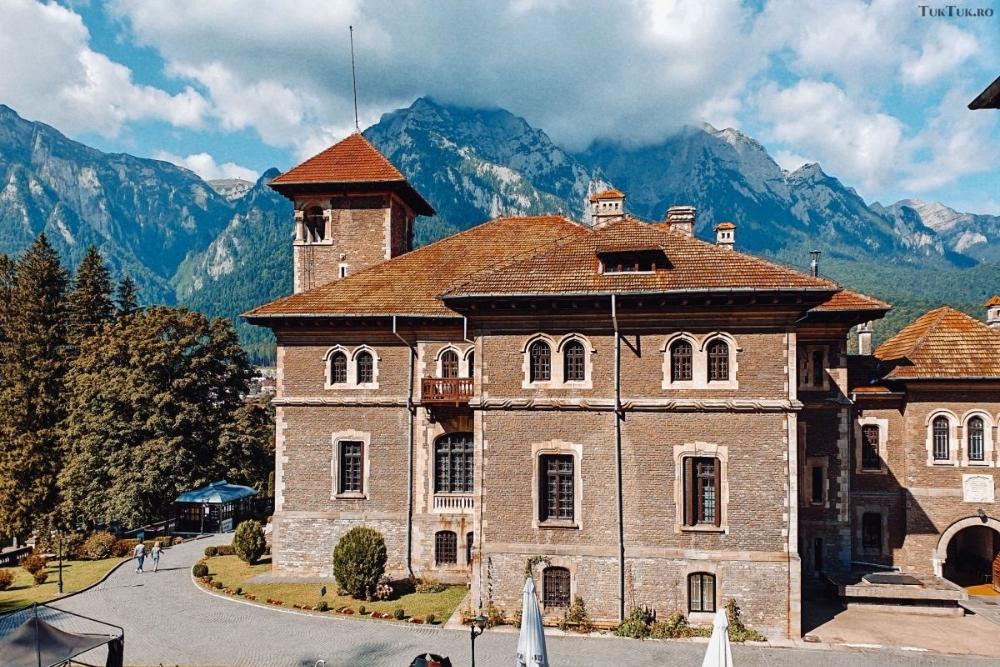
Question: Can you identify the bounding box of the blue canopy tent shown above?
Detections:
[174,480,257,533]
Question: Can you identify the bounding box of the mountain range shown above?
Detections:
[0,98,997,361]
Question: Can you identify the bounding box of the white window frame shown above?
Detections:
[661,332,739,390]
[531,440,583,530]
[522,334,594,389]
[331,430,371,500]
[673,442,729,534]
[961,410,995,467]
[926,410,959,466]
[323,345,380,390]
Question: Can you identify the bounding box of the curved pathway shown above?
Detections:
[24,538,993,667]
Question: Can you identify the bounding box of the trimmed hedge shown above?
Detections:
[233,520,266,565]
[332,527,387,601]
[192,563,209,577]
[81,532,117,560]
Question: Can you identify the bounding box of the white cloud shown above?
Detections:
[756,80,904,192]
[773,150,812,173]
[154,151,257,182]
[901,24,979,86]
[0,0,208,137]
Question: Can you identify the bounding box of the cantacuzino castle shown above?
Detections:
[246,133,1000,638]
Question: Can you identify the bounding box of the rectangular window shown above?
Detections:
[688,573,716,613]
[811,349,825,387]
[540,455,574,522]
[338,441,363,494]
[861,424,881,470]
[684,457,721,527]
[862,512,882,553]
[810,465,824,504]
[543,567,571,607]
[435,531,457,565]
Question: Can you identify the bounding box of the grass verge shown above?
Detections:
[0,557,123,613]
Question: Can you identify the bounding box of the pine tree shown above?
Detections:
[115,274,139,317]
[67,245,114,346]
[0,235,69,538]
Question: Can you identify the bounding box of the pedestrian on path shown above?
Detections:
[151,541,162,572]
[134,541,146,573]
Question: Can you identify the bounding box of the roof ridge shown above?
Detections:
[907,307,951,357]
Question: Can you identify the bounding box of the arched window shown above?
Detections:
[435,531,457,565]
[563,340,586,382]
[542,567,571,608]
[968,417,985,462]
[688,572,716,613]
[529,340,551,382]
[356,351,374,384]
[932,416,950,461]
[329,351,348,384]
[304,206,325,242]
[440,350,459,378]
[466,351,475,378]
[707,339,729,382]
[861,424,880,470]
[434,433,474,494]
[670,339,693,382]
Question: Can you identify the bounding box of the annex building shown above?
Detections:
[246,133,1000,638]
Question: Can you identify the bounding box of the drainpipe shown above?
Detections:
[611,294,625,621]
[392,315,416,578]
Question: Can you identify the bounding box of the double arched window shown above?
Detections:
[524,335,591,386]
[664,334,736,387]
[325,346,378,387]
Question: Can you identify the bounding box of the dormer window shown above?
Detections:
[305,206,326,242]
[598,250,662,274]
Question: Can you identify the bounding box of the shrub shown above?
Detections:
[425,613,436,625]
[20,554,46,575]
[81,532,117,560]
[111,539,138,558]
[0,569,14,591]
[204,546,218,558]
[415,576,448,594]
[614,607,651,639]
[192,563,209,577]
[484,602,507,628]
[233,520,266,565]
[559,596,594,633]
[213,581,223,590]
[393,608,405,620]
[235,587,243,595]
[33,570,48,586]
[35,532,85,559]
[332,527,387,600]
[358,605,366,615]
[725,599,767,643]
[317,601,329,612]
[215,544,234,556]
[374,576,394,601]
[650,612,692,640]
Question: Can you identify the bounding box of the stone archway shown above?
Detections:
[933,516,1000,590]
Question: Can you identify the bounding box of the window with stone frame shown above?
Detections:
[540,454,574,522]
[707,340,729,382]
[440,350,460,378]
[684,457,721,527]
[434,433,474,494]
[861,512,882,553]
[466,351,475,378]
[465,531,474,565]
[542,567,571,607]
[688,572,716,613]
[304,206,325,242]
[861,424,881,470]
[329,351,348,384]
[670,339,693,382]
[968,417,985,462]
[563,340,586,382]
[356,351,374,384]
[434,530,457,565]
[932,416,950,461]
[529,340,552,382]
[338,441,363,494]
[810,464,825,504]
[811,349,825,387]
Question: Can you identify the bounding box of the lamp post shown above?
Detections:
[53,529,64,595]
[470,614,487,667]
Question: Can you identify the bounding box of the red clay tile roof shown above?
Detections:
[715,222,736,230]
[810,289,890,313]
[874,306,1000,379]
[244,215,586,318]
[271,133,405,185]
[589,188,625,202]
[445,217,840,298]
[986,295,1000,307]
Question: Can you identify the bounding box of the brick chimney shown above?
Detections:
[857,321,874,355]
[664,205,696,237]
[987,296,1000,329]
[714,221,735,249]
[589,188,626,228]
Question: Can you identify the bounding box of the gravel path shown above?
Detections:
[4,537,992,667]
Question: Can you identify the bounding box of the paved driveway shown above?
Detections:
[10,537,996,667]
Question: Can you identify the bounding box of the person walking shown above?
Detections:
[133,541,146,574]
[150,541,162,572]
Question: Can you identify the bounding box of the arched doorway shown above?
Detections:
[934,517,1000,592]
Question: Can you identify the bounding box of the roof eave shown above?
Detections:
[443,286,839,300]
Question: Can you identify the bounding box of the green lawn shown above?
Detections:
[0,557,123,613]
[202,555,467,622]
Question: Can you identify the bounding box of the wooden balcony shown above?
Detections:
[421,377,474,405]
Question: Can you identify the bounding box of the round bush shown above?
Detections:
[0,569,14,591]
[192,563,209,577]
[317,600,329,612]
[332,527,387,601]
[425,614,436,625]
[232,520,266,565]
[393,608,405,620]
[20,554,46,575]
[204,546,218,558]
[33,570,48,586]
[81,532,117,560]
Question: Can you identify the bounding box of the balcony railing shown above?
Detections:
[433,494,474,512]
[421,377,474,405]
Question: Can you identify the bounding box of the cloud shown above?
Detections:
[154,150,257,182]
[0,0,208,138]
[756,80,904,192]
[901,24,979,86]
[772,150,812,173]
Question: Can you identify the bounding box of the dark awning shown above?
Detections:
[0,613,120,667]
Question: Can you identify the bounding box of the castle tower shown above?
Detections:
[269,133,435,293]
[589,188,626,228]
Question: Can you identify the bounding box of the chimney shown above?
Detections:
[714,222,735,249]
[986,296,1000,329]
[589,188,626,228]
[857,321,874,356]
[664,205,696,237]
[809,250,821,277]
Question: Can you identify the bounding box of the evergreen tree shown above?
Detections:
[0,235,69,538]
[67,246,114,346]
[115,274,139,317]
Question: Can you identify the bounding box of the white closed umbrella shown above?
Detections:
[516,575,549,667]
[701,608,733,667]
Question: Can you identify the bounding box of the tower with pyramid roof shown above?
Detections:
[269,133,435,293]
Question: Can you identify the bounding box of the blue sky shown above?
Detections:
[2,0,999,213]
